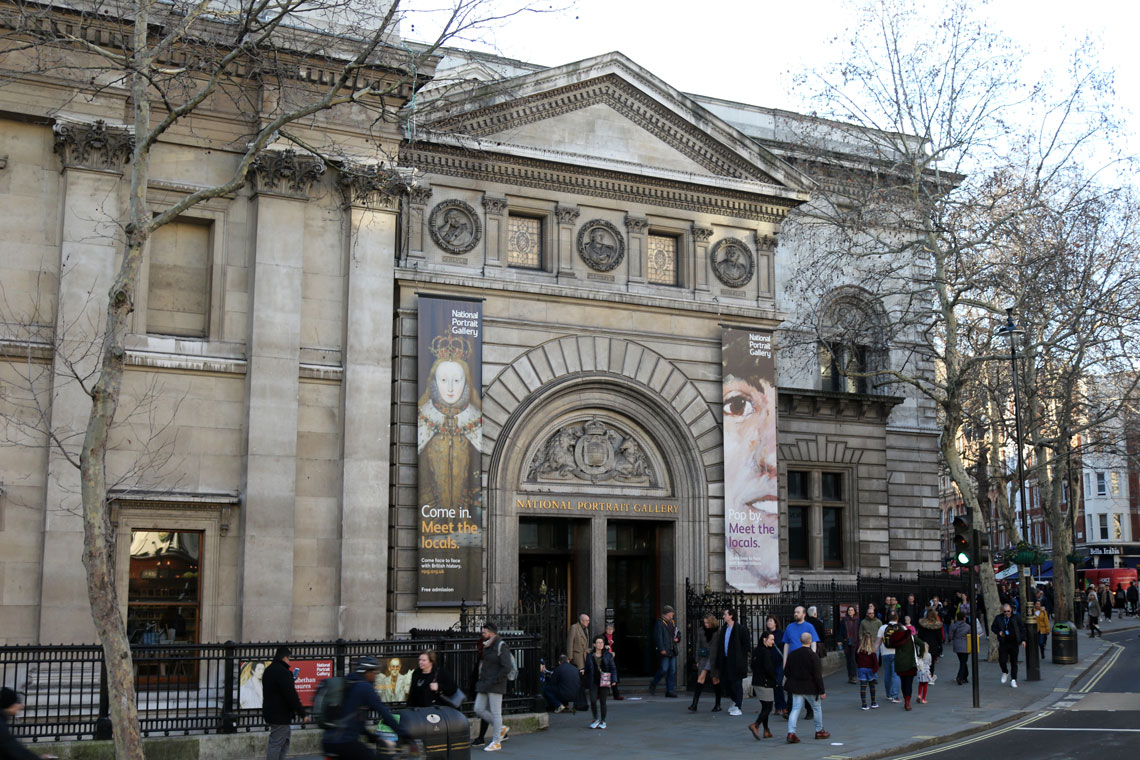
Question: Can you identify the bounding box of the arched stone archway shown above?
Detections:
[482,335,718,639]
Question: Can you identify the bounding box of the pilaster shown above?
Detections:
[754,232,776,303]
[239,149,324,640]
[691,225,713,293]
[37,119,132,643]
[335,163,401,637]
[625,215,648,284]
[482,195,507,269]
[406,185,433,264]
[555,205,580,279]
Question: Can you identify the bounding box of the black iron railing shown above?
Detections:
[0,633,542,742]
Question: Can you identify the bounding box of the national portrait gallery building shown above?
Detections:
[0,45,940,660]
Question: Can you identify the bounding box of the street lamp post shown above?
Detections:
[999,307,1041,681]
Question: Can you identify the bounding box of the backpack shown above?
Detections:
[312,676,348,729]
[497,640,519,681]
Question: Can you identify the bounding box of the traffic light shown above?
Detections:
[952,514,973,566]
[973,528,991,565]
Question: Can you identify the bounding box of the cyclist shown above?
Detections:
[322,656,413,760]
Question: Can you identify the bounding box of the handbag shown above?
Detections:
[697,646,710,658]
[440,686,466,709]
[599,672,613,688]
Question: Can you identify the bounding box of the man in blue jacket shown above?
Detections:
[542,655,580,713]
[321,656,410,760]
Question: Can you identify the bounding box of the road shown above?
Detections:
[883,626,1140,760]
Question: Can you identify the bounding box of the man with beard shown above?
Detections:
[782,606,819,718]
[711,608,750,716]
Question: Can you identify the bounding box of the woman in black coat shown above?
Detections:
[748,631,780,741]
[406,650,461,708]
[583,635,618,729]
[916,608,944,678]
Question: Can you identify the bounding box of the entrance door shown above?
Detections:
[518,518,590,633]
[606,521,666,676]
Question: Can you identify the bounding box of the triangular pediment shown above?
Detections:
[418,54,813,197]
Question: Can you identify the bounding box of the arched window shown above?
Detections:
[818,288,889,394]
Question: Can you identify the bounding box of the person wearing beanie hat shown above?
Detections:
[1,688,50,760]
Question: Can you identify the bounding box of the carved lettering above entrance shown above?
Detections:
[576,219,625,272]
[527,418,654,484]
[429,199,482,254]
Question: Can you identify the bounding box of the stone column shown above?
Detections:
[38,119,133,643]
[754,232,777,303]
[555,205,580,279]
[692,225,713,293]
[239,150,324,641]
[405,186,432,265]
[625,215,648,285]
[482,195,507,270]
[336,167,400,638]
[591,517,607,628]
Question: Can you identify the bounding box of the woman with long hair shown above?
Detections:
[688,613,722,712]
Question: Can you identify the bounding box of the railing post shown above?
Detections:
[335,638,347,676]
[220,640,237,734]
[95,656,112,740]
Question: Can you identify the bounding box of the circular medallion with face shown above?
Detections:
[576,219,626,272]
[711,238,755,288]
[429,199,481,255]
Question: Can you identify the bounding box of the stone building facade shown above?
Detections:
[0,32,939,652]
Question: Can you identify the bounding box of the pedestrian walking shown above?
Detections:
[764,615,787,716]
[949,612,971,685]
[407,649,461,708]
[261,646,307,760]
[783,632,829,743]
[747,630,780,740]
[782,606,819,718]
[875,612,903,702]
[648,605,680,697]
[841,605,860,684]
[584,634,617,730]
[1101,583,1113,621]
[1087,587,1102,637]
[688,613,723,712]
[602,622,623,700]
[991,604,1026,688]
[566,612,591,711]
[887,623,926,710]
[916,608,943,680]
[1033,601,1051,660]
[473,622,513,752]
[855,632,879,710]
[711,607,750,716]
[1127,581,1139,617]
[916,645,932,704]
[2,688,51,760]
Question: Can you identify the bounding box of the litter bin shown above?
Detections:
[392,706,470,759]
[1052,621,1078,664]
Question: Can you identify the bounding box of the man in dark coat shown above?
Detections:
[991,604,1027,688]
[1,688,46,760]
[783,632,829,743]
[648,605,680,697]
[542,655,580,713]
[711,607,750,716]
[263,646,306,760]
[474,622,513,751]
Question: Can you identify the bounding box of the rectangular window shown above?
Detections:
[507,214,543,269]
[127,530,201,646]
[787,470,810,500]
[820,343,868,393]
[1111,471,1120,495]
[647,234,677,285]
[1084,473,1092,497]
[821,472,843,501]
[1099,514,1109,540]
[1096,471,1107,495]
[822,507,843,567]
[147,219,211,337]
[1113,513,1122,540]
[788,505,810,567]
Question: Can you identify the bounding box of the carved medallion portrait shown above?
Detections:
[428,199,481,255]
[576,219,625,272]
[710,238,755,288]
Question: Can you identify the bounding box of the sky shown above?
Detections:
[404,0,1138,164]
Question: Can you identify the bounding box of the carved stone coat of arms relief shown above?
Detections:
[526,418,653,484]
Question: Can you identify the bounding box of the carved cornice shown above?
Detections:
[402,144,799,223]
[482,195,508,216]
[755,232,778,250]
[691,225,713,242]
[555,205,580,225]
[777,387,904,424]
[53,119,134,172]
[250,149,325,199]
[624,215,649,233]
[428,74,779,185]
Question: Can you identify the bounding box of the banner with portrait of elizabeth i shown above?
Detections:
[417,296,483,606]
[721,327,779,593]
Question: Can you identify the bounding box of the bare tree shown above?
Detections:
[0,2,548,757]
[780,0,1123,655]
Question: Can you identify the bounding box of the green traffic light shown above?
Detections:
[956,550,972,565]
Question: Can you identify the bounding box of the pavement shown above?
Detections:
[293,615,1139,760]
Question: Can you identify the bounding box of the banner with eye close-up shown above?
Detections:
[416,296,484,606]
[721,327,779,593]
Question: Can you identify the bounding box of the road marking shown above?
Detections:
[912,735,935,739]
[1079,643,1125,693]
[1015,727,1140,732]
[885,712,1051,759]
[1050,702,1076,709]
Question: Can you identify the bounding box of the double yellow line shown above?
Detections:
[1078,642,1125,693]
[885,712,1053,759]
